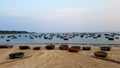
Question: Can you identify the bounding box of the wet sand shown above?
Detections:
[0,45,120,68]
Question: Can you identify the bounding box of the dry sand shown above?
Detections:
[0,45,120,68]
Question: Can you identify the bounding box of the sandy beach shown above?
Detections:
[0,45,120,68]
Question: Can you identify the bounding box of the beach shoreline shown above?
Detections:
[0,44,120,68]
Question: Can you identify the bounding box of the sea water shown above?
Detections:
[0,32,120,45]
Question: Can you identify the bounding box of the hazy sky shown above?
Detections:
[0,0,120,32]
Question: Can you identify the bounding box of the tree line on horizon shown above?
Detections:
[0,31,28,34]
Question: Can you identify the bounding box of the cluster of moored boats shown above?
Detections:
[0,32,120,42]
[0,44,111,59]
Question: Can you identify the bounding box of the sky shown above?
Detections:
[0,0,120,32]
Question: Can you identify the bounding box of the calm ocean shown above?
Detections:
[0,32,120,45]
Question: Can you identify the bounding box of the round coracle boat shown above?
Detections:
[59,45,69,50]
[45,44,55,50]
[19,46,30,50]
[82,46,91,50]
[94,51,108,58]
[9,52,24,59]
[100,46,111,51]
